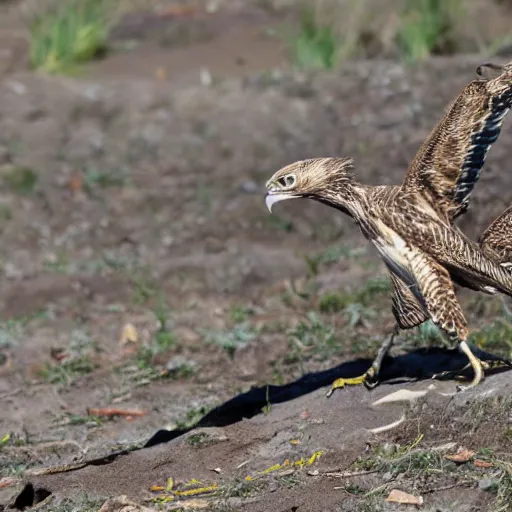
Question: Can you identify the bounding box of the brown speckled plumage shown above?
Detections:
[265,61,512,389]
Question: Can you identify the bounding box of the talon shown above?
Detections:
[363,367,380,389]
[326,370,378,397]
[432,365,470,381]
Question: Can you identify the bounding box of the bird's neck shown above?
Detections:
[314,182,368,219]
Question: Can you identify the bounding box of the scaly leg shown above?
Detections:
[326,326,399,397]
[457,340,484,389]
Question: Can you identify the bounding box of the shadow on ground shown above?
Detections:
[9,346,511,511]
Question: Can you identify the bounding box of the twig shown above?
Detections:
[324,469,380,478]
[423,480,474,494]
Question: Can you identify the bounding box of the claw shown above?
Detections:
[326,368,378,397]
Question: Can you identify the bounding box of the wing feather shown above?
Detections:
[402,62,512,221]
[389,273,428,330]
[479,205,512,264]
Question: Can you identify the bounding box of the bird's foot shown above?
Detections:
[431,367,477,393]
[431,367,468,382]
[432,357,512,392]
[326,368,379,397]
[480,358,512,371]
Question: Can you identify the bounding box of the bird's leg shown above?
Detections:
[456,340,484,390]
[326,326,399,397]
[433,342,512,383]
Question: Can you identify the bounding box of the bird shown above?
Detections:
[264,61,512,394]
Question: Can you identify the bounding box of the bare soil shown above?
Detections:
[1,2,512,511]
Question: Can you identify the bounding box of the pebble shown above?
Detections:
[166,355,197,373]
[478,478,498,491]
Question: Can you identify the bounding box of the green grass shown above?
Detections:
[1,166,38,194]
[287,311,340,363]
[174,405,212,430]
[186,432,209,447]
[0,311,47,349]
[39,329,98,385]
[304,245,366,277]
[229,304,254,324]
[470,319,512,360]
[494,460,512,512]
[318,277,391,313]
[29,0,114,74]
[84,166,130,193]
[40,354,96,385]
[397,0,462,63]
[134,296,178,369]
[290,6,339,70]
[203,323,257,359]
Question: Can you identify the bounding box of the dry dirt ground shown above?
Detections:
[1,2,512,511]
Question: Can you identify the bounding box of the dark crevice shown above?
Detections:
[11,483,51,510]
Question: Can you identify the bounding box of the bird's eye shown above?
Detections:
[277,174,296,189]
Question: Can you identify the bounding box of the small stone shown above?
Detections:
[161,234,174,247]
[268,482,279,492]
[478,478,498,491]
[4,262,22,280]
[166,356,196,373]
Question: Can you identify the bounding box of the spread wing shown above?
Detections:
[479,205,512,264]
[389,273,428,330]
[401,62,512,221]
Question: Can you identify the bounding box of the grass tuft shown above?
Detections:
[29,0,114,74]
[470,319,512,360]
[290,6,339,70]
[1,166,38,194]
[397,0,462,63]
[494,460,512,512]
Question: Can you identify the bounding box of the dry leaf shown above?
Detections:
[445,448,475,463]
[289,439,301,445]
[87,407,146,418]
[474,459,493,468]
[68,174,83,193]
[386,489,423,505]
[120,323,138,345]
[0,477,18,489]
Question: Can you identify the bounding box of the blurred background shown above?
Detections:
[2,0,512,488]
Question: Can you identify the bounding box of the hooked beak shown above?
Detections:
[265,193,300,213]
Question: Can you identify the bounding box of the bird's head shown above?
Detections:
[477,60,512,95]
[265,156,355,213]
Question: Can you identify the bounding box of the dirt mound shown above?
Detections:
[8,369,512,512]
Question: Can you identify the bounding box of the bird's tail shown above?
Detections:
[479,205,512,268]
